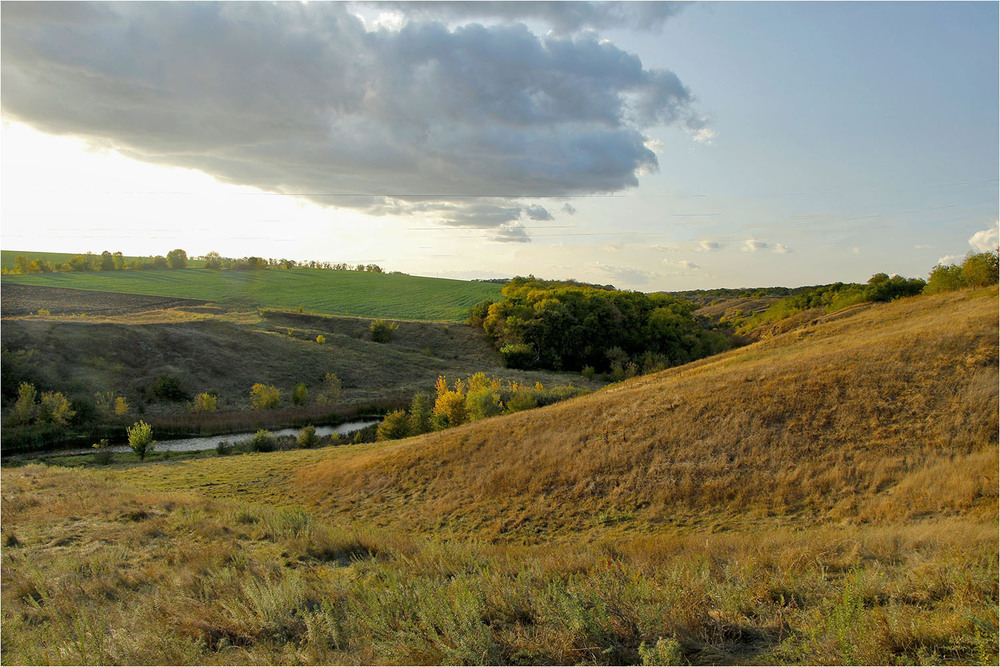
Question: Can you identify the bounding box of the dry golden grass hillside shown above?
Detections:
[5,288,997,665]
[121,287,998,540]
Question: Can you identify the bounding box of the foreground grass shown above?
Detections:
[2,464,997,666]
[1,268,502,322]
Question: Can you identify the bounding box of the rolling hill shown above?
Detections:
[2,287,997,665]
[120,287,999,536]
[1,267,502,321]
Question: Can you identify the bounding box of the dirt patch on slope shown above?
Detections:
[1,284,211,318]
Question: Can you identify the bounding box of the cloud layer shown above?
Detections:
[1,2,702,239]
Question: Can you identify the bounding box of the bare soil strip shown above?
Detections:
[1,283,210,318]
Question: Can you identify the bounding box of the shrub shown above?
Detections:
[499,342,536,369]
[126,421,155,461]
[247,430,276,452]
[370,319,399,343]
[466,388,503,421]
[250,383,281,409]
[147,374,188,402]
[297,425,320,449]
[962,251,999,288]
[376,410,411,441]
[316,334,326,345]
[215,440,234,456]
[316,373,342,405]
[581,365,596,381]
[434,390,468,428]
[114,396,130,416]
[38,391,75,426]
[639,638,684,666]
[91,439,114,465]
[192,392,217,412]
[407,392,434,435]
[292,383,309,406]
[10,382,37,425]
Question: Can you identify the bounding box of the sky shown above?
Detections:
[2,1,997,290]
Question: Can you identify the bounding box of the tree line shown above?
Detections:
[3,249,388,275]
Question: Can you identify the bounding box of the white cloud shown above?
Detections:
[742,239,769,252]
[969,221,999,252]
[937,254,962,266]
[695,239,720,252]
[1,2,705,239]
[772,243,792,254]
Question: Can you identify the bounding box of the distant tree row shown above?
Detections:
[736,250,998,331]
[3,249,189,274]
[3,249,389,275]
[199,251,384,273]
[469,277,731,373]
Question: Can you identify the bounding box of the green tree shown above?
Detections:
[203,251,223,270]
[292,383,309,406]
[297,424,320,448]
[961,251,999,288]
[166,248,188,269]
[376,410,411,441]
[126,421,155,461]
[99,251,116,271]
[924,263,966,294]
[38,391,75,426]
[10,382,37,425]
[407,392,434,435]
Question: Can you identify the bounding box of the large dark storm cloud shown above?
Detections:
[1,2,703,240]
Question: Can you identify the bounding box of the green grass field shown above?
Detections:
[1,266,502,321]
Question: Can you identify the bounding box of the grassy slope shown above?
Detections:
[1,268,502,321]
[2,288,997,665]
[120,288,999,538]
[1,308,592,429]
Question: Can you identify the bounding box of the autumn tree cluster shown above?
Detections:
[376,372,586,441]
[469,277,731,373]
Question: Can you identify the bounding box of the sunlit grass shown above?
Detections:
[1,267,502,321]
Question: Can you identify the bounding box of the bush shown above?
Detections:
[499,342,536,369]
[10,382,37,426]
[91,439,114,465]
[38,391,75,426]
[192,392,217,412]
[316,334,326,345]
[962,251,999,288]
[297,425,320,449]
[434,390,468,428]
[126,421,155,461]
[292,383,309,406]
[316,373,342,405]
[370,320,398,343]
[250,383,281,409]
[376,410,410,441]
[215,440,234,456]
[147,374,188,402]
[246,430,276,452]
[407,392,434,435]
[370,319,399,343]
